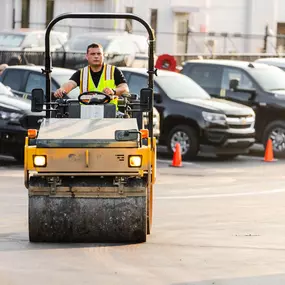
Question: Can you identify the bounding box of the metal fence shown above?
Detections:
[2,25,285,68]
[0,50,143,70]
[2,50,285,71]
[43,24,285,54]
[9,21,285,54]
[185,32,285,54]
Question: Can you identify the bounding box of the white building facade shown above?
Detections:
[1,0,285,55]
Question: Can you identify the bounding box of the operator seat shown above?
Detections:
[65,102,117,119]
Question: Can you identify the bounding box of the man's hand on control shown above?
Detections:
[103,88,116,98]
[54,88,66,98]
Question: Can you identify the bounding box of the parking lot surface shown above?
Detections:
[0,153,285,285]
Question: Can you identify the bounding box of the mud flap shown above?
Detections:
[29,195,147,243]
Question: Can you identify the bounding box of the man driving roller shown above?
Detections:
[54,43,129,108]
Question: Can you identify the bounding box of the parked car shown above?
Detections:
[0,82,44,161]
[181,59,285,157]
[0,65,79,100]
[254,57,285,71]
[53,32,150,69]
[0,29,67,52]
[120,67,256,159]
[0,66,160,157]
[0,65,160,140]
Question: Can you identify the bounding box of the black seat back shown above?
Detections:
[67,102,117,118]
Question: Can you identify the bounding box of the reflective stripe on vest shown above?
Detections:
[80,64,117,107]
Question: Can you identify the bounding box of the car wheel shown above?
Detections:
[263,120,285,157]
[167,125,199,160]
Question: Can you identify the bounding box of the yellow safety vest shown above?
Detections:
[80,64,118,108]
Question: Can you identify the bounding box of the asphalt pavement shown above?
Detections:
[0,149,285,284]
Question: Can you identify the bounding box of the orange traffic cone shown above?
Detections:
[170,143,182,167]
[264,138,274,162]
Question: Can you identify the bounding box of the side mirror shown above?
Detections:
[140,88,153,112]
[154,92,162,103]
[31,88,44,112]
[115,129,139,141]
[229,79,239,91]
[229,79,257,100]
[19,114,43,129]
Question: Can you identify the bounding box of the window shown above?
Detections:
[128,74,147,95]
[21,0,30,28]
[125,7,133,33]
[222,67,254,90]
[189,65,221,89]
[0,33,25,47]
[248,65,285,91]
[46,0,54,27]
[22,33,43,48]
[25,73,45,93]
[128,73,159,95]
[155,74,210,100]
[25,72,57,94]
[2,70,25,91]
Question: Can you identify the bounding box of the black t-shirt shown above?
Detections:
[69,64,127,88]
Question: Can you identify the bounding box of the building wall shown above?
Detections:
[245,0,278,53]
[53,0,114,37]
[116,0,250,54]
[0,0,284,55]
[29,0,46,29]
[1,0,22,30]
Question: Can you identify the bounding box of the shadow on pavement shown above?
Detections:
[172,273,285,285]
[0,231,143,252]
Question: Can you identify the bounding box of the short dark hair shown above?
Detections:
[87,43,103,53]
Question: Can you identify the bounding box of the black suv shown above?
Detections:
[0,83,44,161]
[181,60,285,156]
[120,67,255,159]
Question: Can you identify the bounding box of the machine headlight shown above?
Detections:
[33,155,47,167]
[0,110,23,123]
[129,155,142,167]
[202,111,227,125]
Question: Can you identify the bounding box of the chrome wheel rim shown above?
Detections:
[171,131,190,155]
[270,128,285,152]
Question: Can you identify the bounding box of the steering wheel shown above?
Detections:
[78,91,112,105]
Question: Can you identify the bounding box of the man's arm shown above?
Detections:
[54,80,77,98]
[113,82,129,96]
[54,70,80,98]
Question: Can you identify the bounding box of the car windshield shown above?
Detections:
[156,73,211,100]
[65,36,110,52]
[0,82,14,96]
[0,33,25,47]
[54,74,74,85]
[248,66,285,91]
[53,74,79,99]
